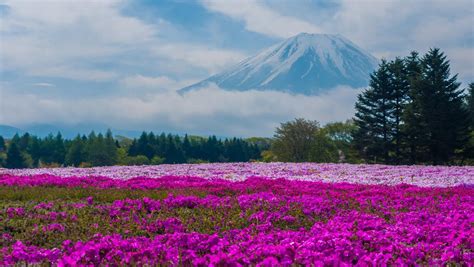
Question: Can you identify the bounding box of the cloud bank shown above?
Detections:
[200,0,322,38]
[0,85,360,137]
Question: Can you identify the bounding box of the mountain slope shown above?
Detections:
[0,125,24,138]
[180,33,379,95]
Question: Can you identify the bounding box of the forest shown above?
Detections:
[0,131,268,168]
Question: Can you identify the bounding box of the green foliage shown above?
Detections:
[65,135,85,167]
[272,118,320,162]
[126,155,150,165]
[1,130,264,169]
[6,143,26,169]
[463,83,474,162]
[308,130,338,163]
[353,59,398,164]
[353,49,470,165]
[150,156,165,165]
[270,118,343,163]
[0,152,6,167]
[468,83,474,128]
[323,120,360,163]
[115,135,133,148]
[21,152,34,168]
[0,186,314,249]
[116,147,129,165]
[405,49,468,164]
[261,150,277,162]
[402,51,425,164]
[84,130,118,166]
[0,135,6,152]
[187,158,209,164]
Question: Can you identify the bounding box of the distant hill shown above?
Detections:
[0,124,236,140]
[0,125,24,138]
[0,123,145,139]
[180,33,379,95]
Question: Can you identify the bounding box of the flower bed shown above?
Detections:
[2,163,474,187]
[1,174,473,265]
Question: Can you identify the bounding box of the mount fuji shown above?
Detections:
[179,33,379,95]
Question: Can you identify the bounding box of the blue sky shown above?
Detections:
[0,0,473,136]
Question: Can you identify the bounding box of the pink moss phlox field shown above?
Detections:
[1,174,473,265]
[2,163,474,187]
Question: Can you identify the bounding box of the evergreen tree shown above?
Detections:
[40,134,56,164]
[19,133,31,151]
[402,51,425,164]
[388,58,410,163]
[6,142,26,169]
[87,133,108,166]
[65,135,86,166]
[10,134,20,146]
[2,130,263,167]
[157,133,167,157]
[463,83,474,162]
[27,136,42,167]
[468,83,474,128]
[353,60,394,163]
[136,132,154,159]
[104,129,118,165]
[182,134,191,158]
[0,136,5,152]
[164,134,185,163]
[128,139,139,157]
[203,136,222,162]
[413,48,468,164]
[52,133,66,164]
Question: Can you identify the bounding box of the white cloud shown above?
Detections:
[0,85,360,137]
[444,47,474,82]
[32,83,55,88]
[30,67,118,82]
[323,0,474,82]
[0,0,155,79]
[119,75,198,91]
[200,0,322,38]
[0,0,247,81]
[152,44,247,75]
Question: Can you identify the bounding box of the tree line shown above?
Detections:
[353,49,472,165]
[269,48,474,165]
[0,131,268,169]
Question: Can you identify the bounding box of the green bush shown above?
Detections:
[126,155,150,165]
[187,158,209,164]
[150,156,165,165]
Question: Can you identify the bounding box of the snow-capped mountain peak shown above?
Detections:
[180,33,379,95]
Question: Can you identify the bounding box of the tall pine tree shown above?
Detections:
[388,57,410,163]
[0,136,5,152]
[414,48,468,164]
[468,83,474,128]
[65,135,86,166]
[402,51,426,164]
[104,129,118,165]
[353,60,394,163]
[464,83,474,162]
[6,142,26,169]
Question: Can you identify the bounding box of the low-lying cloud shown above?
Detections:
[0,84,360,137]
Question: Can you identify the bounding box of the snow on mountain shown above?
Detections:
[179,33,379,95]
